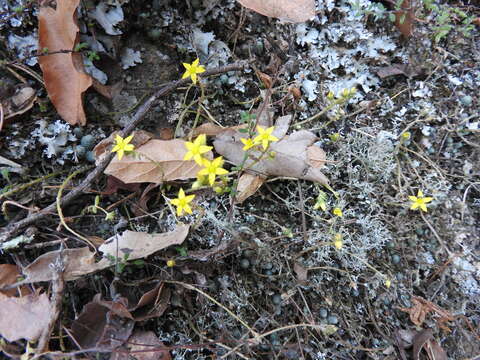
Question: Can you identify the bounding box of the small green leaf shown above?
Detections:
[389,13,396,22]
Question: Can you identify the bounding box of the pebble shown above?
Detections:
[80,134,95,150]
[272,294,282,305]
[327,315,339,325]
[73,127,83,138]
[240,258,250,269]
[75,145,86,158]
[85,151,96,163]
[391,254,401,264]
[460,95,472,106]
[262,262,273,270]
[319,308,328,318]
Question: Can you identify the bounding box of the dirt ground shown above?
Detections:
[0,0,479,359]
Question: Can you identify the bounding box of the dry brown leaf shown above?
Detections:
[307,145,326,168]
[105,139,211,184]
[412,329,447,360]
[20,225,189,284]
[71,294,134,350]
[191,123,246,137]
[38,0,92,125]
[129,283,170,321]
[0,291,52,342]
[0,264,31,297]
[214,129,329,184]
[22,247,102,283]
[99,224,189,260]
[232,115,291,203]
[113,331,171,360]
[398,296,454,332]
[257,71,273,88]
[237,0,315,23]
[394,0,414,37]
[94,130,154,165]
[1,86,36,120]
[293,262,308,283]
[235,172,266,203]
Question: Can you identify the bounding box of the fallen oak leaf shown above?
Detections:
[0,264,32,297]
[18,225,189,284]
[392,0,415,37]
[1,86,36,120]
[214,129,329,184]
[412,329,447,360]
[71,294,134,350]
[0,290,52,342]
[237,0,315,23]
[104,139,212,184]
[38,0,92,125]
[235,172,266,204]
[232,114,293,203]
[99,224,190,260]
[113,330,171,360]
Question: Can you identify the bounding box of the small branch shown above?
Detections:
[0,62,247,242]
[36,247,66,353]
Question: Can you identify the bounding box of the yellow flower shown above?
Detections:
[333,207,343,217]
[111,134,134,160]
[253,126,278,150]
[241,137,256,150]
[198,157,229,186]
[181,58,206,84]
[170,188,195,216]
[184,134,212,165]
[385,278,392,289]
[409,190,433,212]
[333,233,343,250]
[401,131,411,140]
[166,259,176,267]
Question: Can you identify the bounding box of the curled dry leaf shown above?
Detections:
[293,262,308,283]
[214,114,328,202]
[235,172,265,204]
[1,86,36,120]
[38,0,92,125]
[412,329,447,360]
[398,296,454,332]
[105,139,211,184]
[0,264,31,297]
[0,290,52,342]
[214,129,329,183]
[71,294,134,350]
[237,0,315,23]
[19,225,189,284]
[113,330,171,360]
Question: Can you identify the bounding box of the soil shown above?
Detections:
[0,0,479,359]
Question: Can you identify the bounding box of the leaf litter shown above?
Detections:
[38,0,92,125]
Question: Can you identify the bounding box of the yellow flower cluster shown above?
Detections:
[170,134,229,216]
[241,125,279,151]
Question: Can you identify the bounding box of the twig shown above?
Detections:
[0,62,247,242]
[420,211,452,256]
[297,180,308,243]
[36,245,65,353]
